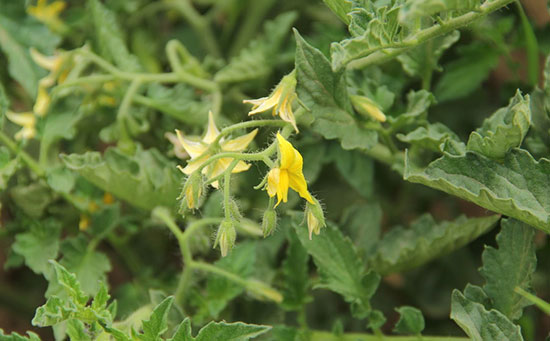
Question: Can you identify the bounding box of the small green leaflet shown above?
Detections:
[399,0,479,24]
[294,30,377,150]
[171,318,271,341]
[466,91,531,160]
[480,219,536,320]
[322,0,352,24]
[451,290,523,341]
[404,148,550,232]
[368,214,499,275]
[138,297,174,341]
[0,329,41,341]
[393,306,425,335]
[12,219,61,275]
[291,213,380,319]
[62,147,180,211]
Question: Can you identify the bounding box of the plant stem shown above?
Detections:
[347,0,515,70]
[0,131,44,177]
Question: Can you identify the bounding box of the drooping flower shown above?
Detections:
[5,111,37,140]
[350,95,387,122]
[266,133,314,206]
[243,71,299,132]
[175,112,258,188]
[305,198,326,240]
[27,0,67,33]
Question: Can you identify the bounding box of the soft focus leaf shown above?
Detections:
[12,219,61,275]
[138,296,174,341]
[281,228,311,310]
[193,321,271,341]
[393,306,425,335]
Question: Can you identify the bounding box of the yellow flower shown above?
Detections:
[176,112,258,188]
[6,111,37,140]
[243,72,299,132]
[350,95,387,122]
[267,133,314,207]
[33,84,51,117]
[27,0,67,33]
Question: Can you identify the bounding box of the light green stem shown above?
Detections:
[347,0,515,70]
[0,131,44,177]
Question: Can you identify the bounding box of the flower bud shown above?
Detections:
[215,219,236,257]
[225,198,243,221]
[350,95,386,122]
[262,209,277,238]
[178,173,203,211]
[305,198,326,240]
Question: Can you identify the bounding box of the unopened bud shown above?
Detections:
[215,219,236,257]
[178,173,203,211]
[262,209,277,237]
[225,198,243,221]
[305,198,326,240]
[350,95,386,122]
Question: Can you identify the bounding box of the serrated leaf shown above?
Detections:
[50,261,89,305]
[393,306,425,335]
[388,90,435,131]
[62,147,180,211]
[215,12,297,83]
[434,42,500,102]
[322,0,352,24]
[399,0,479,23]
[397,123,464,153]
[10,183,53,218]
[12,219,61,275]
[194,243,256,321]
[0,329,41,341]
[369,214,499,275]
[194,321,271,341]
[139,297,174,341]
[331,6,400,71]
[0,10,59,97]
[291,214,380,317]
[480,218,536,320]
[57,236,111,296]
[170,318,193,341]
[404,148,550,232]
[467,91,531,159]
[32,295,73,326]
[281,228,311,310]
[451,290,523,341]
[295,30,377,150]
[397,31,460,79]
[89,0,140,72]
[327,144,374,198]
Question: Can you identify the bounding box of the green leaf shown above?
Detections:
[66,319,92,341]
[434,42,501,102]
[480,218,536,320]
[397,31,460,79]
[46,166,76,194]
[322,0,352,24]
[57,236,111,296]
[215,12,297,83]
[0,10,59,97]
[12,219,61,275]
[0,81,8,129]
[10,183,53,218]
[139,297,174,341]
[0,329,41,341]
[281,228,311,310]
[50,260,89,305]
[451,290,523,341]
[393,306,425,335]
[0,147,19,190]
[62,147,180,211]
[291,214,380,317]
[404,148,550,232]
[399,0,479,23]
[340,203,382,258]
[170,319,193,341]
[328,144,374,198]
[143,84,209,126]
[397,123,464,153]
[388,90,435,131]
[89,0,140,72]
[32,295,72,326]
[369,214,499,275]
[295,30,377,150]
[331,6,400,71]
[194,243,256,321]
[467,91,531,159]
[194,321,271,341]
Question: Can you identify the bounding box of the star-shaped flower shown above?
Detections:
[243,72,299,132]
[176,112,258,188]
[267,133,314,206]
[6,111,37,140]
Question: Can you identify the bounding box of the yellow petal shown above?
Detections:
[203,111,220,144]
[29,48,58,71]
[244,87,283,115]
[288,172,314,204]
[276,133,296,170]
[176,130,207,159]
[221,129,258,152]
[182,154,209,174]
[232,160,251,173]
[278,95,299,132]
[278,169,289,206]
[33,85,51,117]
[6,111,36,127]
[267,168,279,198]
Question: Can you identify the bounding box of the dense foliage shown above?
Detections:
[1,0,550,340]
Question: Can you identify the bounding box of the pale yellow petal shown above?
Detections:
[278,95,299,132]
[267,168,279,198]
[203,111,220,144]
[182,154,209,175]
[6,111,36,127]
[245,87,283,115]
[29,48,58,71]
[221,129,258,152]
[208,158,232,180]
[232,160,251,173]
[276,133,296,170]
[33,85,51,117]
[176,130,207,158]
